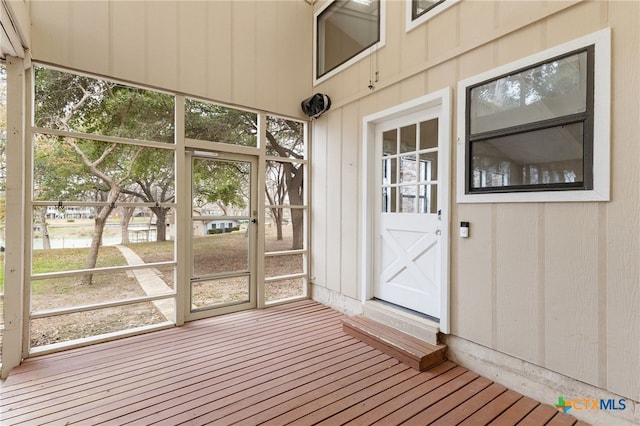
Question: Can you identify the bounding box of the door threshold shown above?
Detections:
[371,298,440,322]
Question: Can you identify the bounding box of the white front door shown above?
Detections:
[373,106,448,319]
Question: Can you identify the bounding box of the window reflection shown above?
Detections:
[317,0,380,78]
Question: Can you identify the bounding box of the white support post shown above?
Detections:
[1,56,26,379]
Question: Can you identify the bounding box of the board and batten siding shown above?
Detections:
[310,0,640,403]
[28,0,312,119]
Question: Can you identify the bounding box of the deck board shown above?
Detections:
[401,376,494,425]
[488,396,541,425]
[0,300,589,425]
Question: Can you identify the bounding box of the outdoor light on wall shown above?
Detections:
[301,93,331,119]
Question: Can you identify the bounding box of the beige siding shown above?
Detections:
[177,1,208,97]
[310,116,328,287]
[340,102,360,300]
[605,0,640,399]
[111,1,146,83]
[325,110,343,293]
[148,2,178,91]
[495,204,541,364]
[206,1,232,101]
[452,203,494,348]
[310,0,640,402]
[544,204,601,386]
[28,0,311,118]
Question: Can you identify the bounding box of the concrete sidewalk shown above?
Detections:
[115,244,174,321]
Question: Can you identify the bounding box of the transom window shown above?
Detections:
[315,0,381,83]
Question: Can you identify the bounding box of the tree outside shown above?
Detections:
[34,67,175,284]
[26,66,307,347]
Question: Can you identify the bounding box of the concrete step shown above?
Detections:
[342,315,447,371]
[363,300,440,345]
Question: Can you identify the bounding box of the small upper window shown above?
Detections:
[406,0,458,32]
[412,0,445,20]
[315,0,381,83]
[457,28,611,203]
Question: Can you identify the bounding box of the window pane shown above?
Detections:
[471,123,584,189]
[400,155,417,184]
[267,117,305,159]
[400,124,416,153]
[126,240,175,288]
[266,254,304,278]
[265,160,304,207]
[191,276,250,310]
[32,235,123,273]
[31,268,172,311]
[419,184,437,214]
[400,185,417,213]
[383,129,397,156]
[382,158,396,185]
[185,99,257,146]
[317,0,380,77]
[34,66,174,143]
[419,152,438,181]
[30,301,170,348]
[266,277,305,303]
[192,157,251,217]
[265,207,305,252]
[192,230,248,276]
[32,206,174,255]
[470,51,587,134]
[125,207,175,247]
[419,119,438,150]
[34,135,175,203]
[382,187,396,213]
[413,0,445,19]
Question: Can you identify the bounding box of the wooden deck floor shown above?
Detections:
[1,300,587,425]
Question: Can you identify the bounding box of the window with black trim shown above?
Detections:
[316,0,380,80]
[466,47,594,194]
[412,0,445,20]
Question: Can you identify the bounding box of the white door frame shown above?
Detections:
[361,88,452,333]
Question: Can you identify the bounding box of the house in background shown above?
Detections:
[1,1,638,425]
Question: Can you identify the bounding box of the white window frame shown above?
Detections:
[405,0,459,33]
[456,28,611,203]
[313,0,386,86]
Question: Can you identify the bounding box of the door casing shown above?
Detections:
[361,88,452,333]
